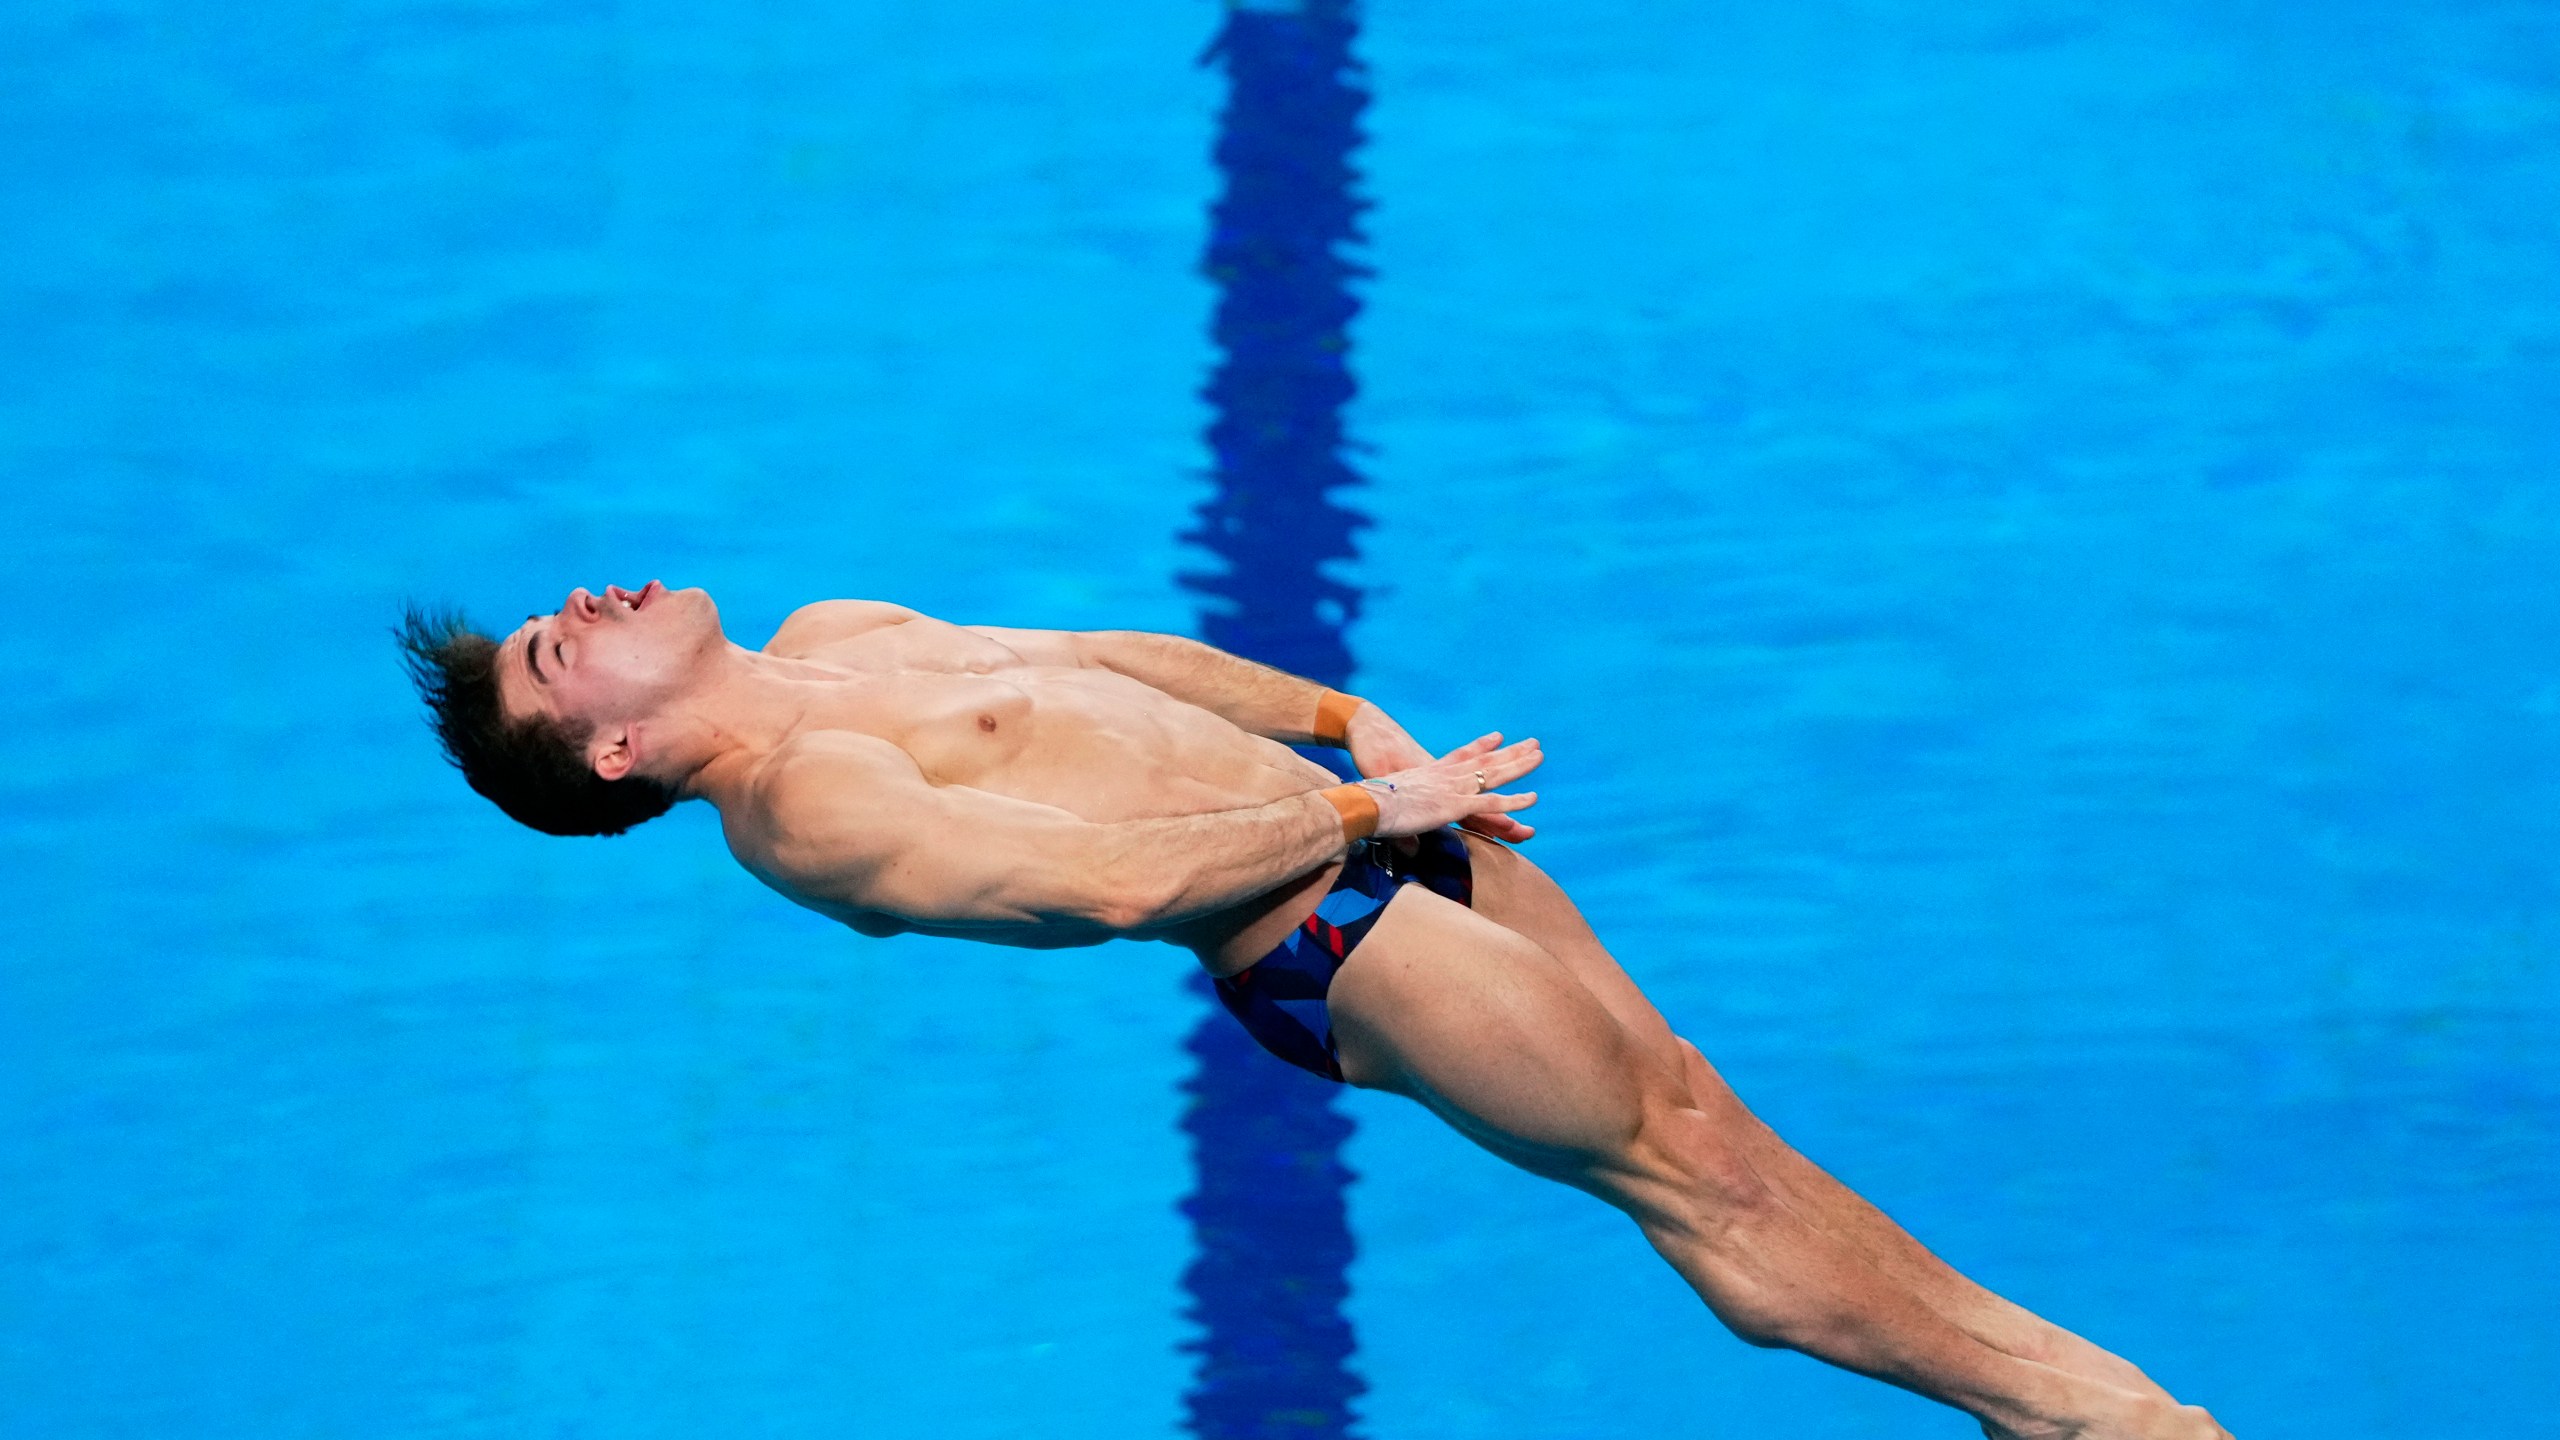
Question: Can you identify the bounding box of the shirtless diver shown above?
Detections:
[398,579,2230,1440]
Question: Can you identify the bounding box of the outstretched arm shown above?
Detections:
[971,628,1333,742]
[750,730,1541,933]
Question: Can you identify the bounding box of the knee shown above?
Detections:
[1719,1301,1796,1350]
[1619,1110,1831,1352]
[1626,1102,1778,1233]
[1680,1234,1822,1353]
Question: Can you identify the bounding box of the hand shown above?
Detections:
[1362,733,1542,840]
[1346,704,1539,842]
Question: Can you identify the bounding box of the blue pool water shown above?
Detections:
[5,2,2557,1437]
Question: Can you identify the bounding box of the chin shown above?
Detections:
[673,586,727,645]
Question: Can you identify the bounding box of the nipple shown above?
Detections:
[977,714,998,733]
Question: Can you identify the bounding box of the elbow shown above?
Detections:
[1089,902,1151,934]
[1081,876,1175,933]
[1078,629,1183,677]
[1065,827,1190,932]
[1072,629,1136,672]
[1086,895,1159,934]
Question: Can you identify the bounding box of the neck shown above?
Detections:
[644,643,852,803]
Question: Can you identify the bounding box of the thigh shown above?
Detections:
[1327,885,1675,1188]
[1456,833,1689,1085]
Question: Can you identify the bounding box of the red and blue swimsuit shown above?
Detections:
[1211,827,1475,1082]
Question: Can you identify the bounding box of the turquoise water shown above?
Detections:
[5,2,2556,1437]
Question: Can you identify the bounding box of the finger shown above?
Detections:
[1472,746,1543,788]
[1461,813,1536,842]
[1439,732,1504,761]
[1446,737,1538,777]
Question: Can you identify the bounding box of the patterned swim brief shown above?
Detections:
[1209,827,1475,1082]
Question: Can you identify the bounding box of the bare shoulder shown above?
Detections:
[764,599,922,657]
[722,730,919,879]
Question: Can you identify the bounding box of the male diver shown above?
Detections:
[399,579,2230,1440]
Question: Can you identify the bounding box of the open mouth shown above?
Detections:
[605,580,661,613]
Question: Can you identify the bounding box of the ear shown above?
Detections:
[589,727,637,782]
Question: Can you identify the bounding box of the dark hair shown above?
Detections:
[395,605,678,837]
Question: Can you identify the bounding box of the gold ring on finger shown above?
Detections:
[1473,769,1488,792]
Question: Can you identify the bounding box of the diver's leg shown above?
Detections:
[1326,887,2225,1440]
[1452,834,2175,1400]
[1675,1040,2177,1399]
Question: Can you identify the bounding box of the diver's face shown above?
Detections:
[496,581,724,749]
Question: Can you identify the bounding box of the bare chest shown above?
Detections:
[789,623,1119,787]
[771,614,1324,820]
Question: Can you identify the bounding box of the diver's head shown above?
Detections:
[397,580,723,836]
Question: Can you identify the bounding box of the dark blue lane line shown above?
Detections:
[1176,3,1372,1437]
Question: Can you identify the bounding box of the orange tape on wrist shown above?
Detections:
[1319,782,1380,842]
[1313,689,1364,748]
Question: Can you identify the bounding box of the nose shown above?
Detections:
[565,586,602,621]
